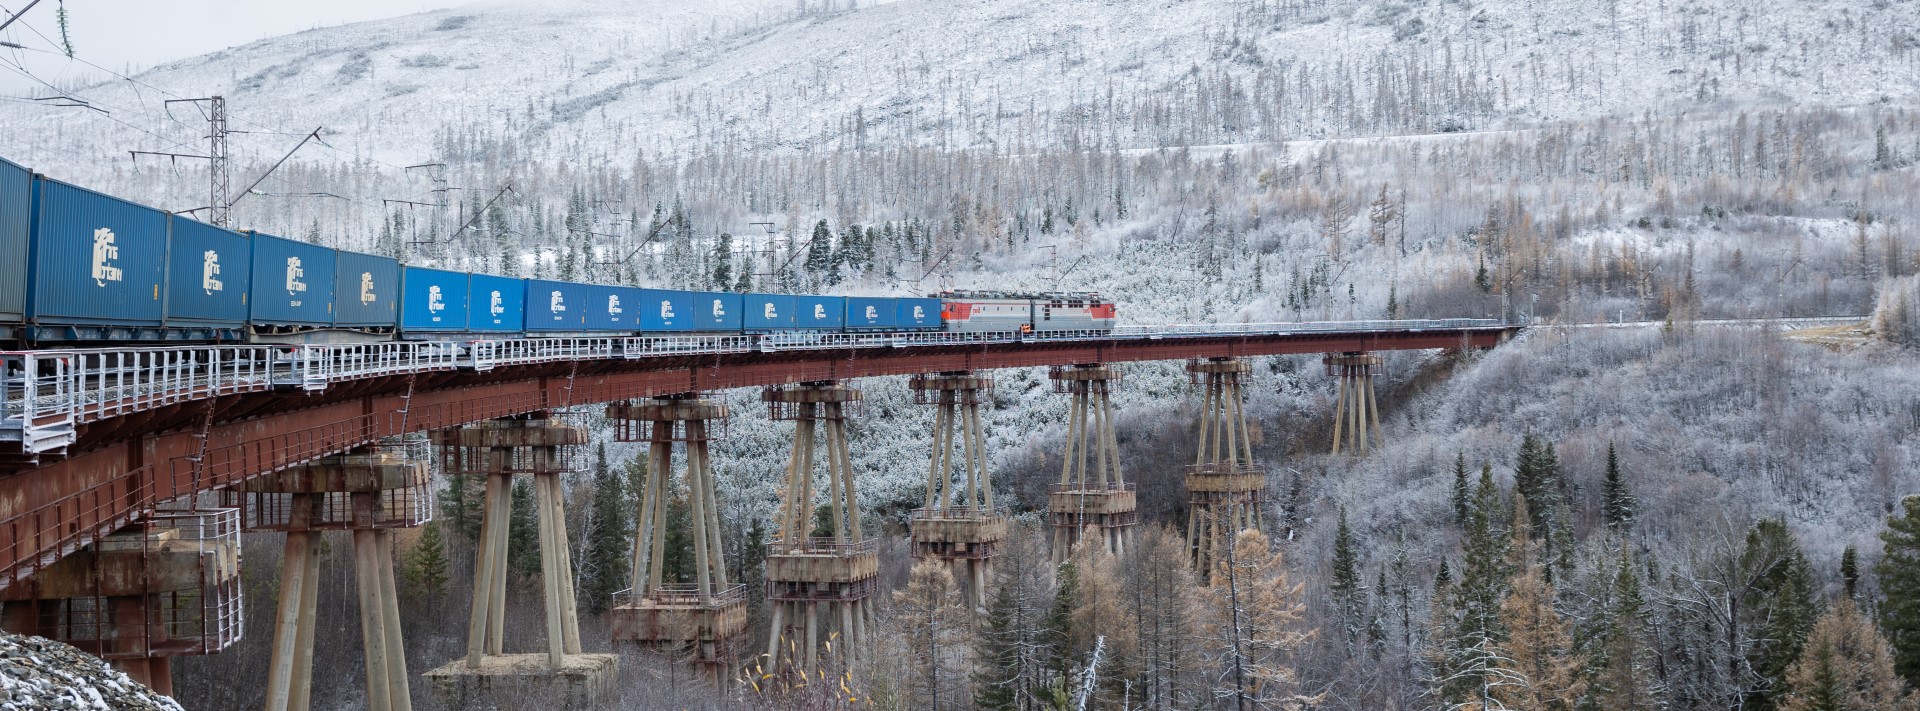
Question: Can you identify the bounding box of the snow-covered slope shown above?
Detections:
[4,0,1916,176]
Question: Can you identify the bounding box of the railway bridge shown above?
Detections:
[0,319,1516,707]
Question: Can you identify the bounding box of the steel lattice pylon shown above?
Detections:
[907,372,1007,612]
[1184,358,1267,575]
[1046,364,1137,562]
[606,396,746,684]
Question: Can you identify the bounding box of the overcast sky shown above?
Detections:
[0,1,467,92]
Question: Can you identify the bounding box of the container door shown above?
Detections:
[164,215,251,327]
[0,158,29,321]
[640,289,695,332]
[743,294,796,331]
[795,296,846,330]
[896,298,941,329]
[401,267,470,331]
[334,251,400,327]
[28,178,167,326]
[525,279,585,331]
[695,292,743,331]
[467,274,525,332]
[248,232,336,326]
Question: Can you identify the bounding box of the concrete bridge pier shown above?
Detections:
[907,372,1007,612]
[226,446,431,711]
[1326,352,1385,455]
[1184,358,1266,575]
[0,507,244,699]
[762,383,877,673]
[422,416,617,709]
[606,396,747,685]
[1047,365,1137,562]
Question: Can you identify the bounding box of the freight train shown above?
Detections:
[0,156,1116,346]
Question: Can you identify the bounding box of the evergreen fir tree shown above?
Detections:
[404,519,450,608]
[1452,452,1471,527]
[711,232,734,290]
[508,477,540,579]
[578,444,630,614]
[1330,507,1366,651]
[1878,495,1920,686]
[1591,547,1660,709]
[1842,546,1859,600]
[805,220,834,278]
[1744,518,1823,709]
[1602,442,1636,531]
[974,576,1023,710]
[1441,464,1513,703]
[1042,561,1082,684]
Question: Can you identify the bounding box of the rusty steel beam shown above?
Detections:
[0,327,1512,587]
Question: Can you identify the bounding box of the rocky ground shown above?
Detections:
[0,632,180,711]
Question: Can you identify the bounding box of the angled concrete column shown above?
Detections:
[762,383,877,673]
[908,372,1008,612]
[423,416,617,710]
[1184,358,1267,576]
[1325,353,1384,455]
[1047,365,1136,562]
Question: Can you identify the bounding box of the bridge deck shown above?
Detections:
[0,319,1514,588]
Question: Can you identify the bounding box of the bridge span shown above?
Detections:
[0,318,1513,700]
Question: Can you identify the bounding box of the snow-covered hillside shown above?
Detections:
[4,0,1917,177]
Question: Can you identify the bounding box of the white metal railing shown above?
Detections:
[2,319,1518,455]
[469,338,620,371]
[278,341,460,390]
[622,335,756,358]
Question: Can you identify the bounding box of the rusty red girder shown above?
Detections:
[0,328,1509,588]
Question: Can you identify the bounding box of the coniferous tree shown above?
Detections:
[711,232,734,290]
[404,519,450,608]
[508,477,540,579]
[1452,453,1470,527]
[894,560,970,707]
[578,445,630,614]
[1201,529,1318,709]
[440,472,485,542]
[1437,464,1512,704]
[1590,548,1660,709]
[1513,433,1560,538]
[805,219,834,279]
[1488,561,1586,710]
[1879,495,1920,687]
[1781,599,1919,711]
[975,577,1024,711]
[1330,507,1366,651]
[1743,518,1823,709]
[1841,546,1859,600]
[1042,560,1082,685]
[1602,442,1636,531]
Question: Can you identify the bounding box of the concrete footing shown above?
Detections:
[422,653,619,709]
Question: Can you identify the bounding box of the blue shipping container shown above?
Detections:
[467,274,525,332]
[896,298,942,329]
[639,289,695,332]
[1,157,33,321]
[525,279,589,331]
[694,291,744,332]
[795,295,845,330]
[845,297,897,330]
[28,177,167,326]
[165,216,251,327]
[249,232,337,326]
[587,285,640,331]
[334,251,400,327]
[400,267,469,331]
[743,294,796,331]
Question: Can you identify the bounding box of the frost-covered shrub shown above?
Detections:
[1873,276,1920,347]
